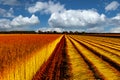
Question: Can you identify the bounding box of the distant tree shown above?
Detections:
[81,31,86,34]
[62,31,68,34]
[69,31,73,34]
[74,31,79,34]
[38,30,43,34]
[53,31,57,34]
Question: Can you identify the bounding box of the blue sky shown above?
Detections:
[0,0,120,32]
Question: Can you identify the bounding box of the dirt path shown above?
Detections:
[32,35,72,80]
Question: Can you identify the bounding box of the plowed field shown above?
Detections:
[0,34,120,80]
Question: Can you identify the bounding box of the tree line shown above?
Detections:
[0,30,86,34]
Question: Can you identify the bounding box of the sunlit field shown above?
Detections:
[67,35,120,80]
[0,34,120,80]
[0,34,63,80]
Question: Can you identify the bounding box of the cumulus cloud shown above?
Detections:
[0,19,11,29]
[105,1,120,11]
[0,8,15,18]
[11,14,40,27]
[109,13,120,33]
[110,27,120,33]
[86,27,105,33]
[28,1,65,14]
[0,8,6,15]
[37,27,63,32]
[112,13,120,20]
[110,13,120,27]
[0,0,20,6]
[48,10,106,29]
[0,14,40,31]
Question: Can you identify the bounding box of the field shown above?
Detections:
[0,34,120,80]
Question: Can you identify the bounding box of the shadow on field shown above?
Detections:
[60,39,72,80]
[32,35,72,80]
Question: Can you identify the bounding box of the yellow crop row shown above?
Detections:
[78,38,120,56]
[72,36,120,64]
[71,35,120,51]
[76,35,120,46]
[67,35,120,80]
[65,36,95,79]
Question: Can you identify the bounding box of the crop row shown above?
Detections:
[67,35,120,79]
[1,34,120,80]
[0,34,62,80]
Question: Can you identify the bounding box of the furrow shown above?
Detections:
[66,36,95,80]
[74,35,120,50]
[32,35,71,80]
[71,36,120,71]
[69,36,120,80]
[77,38,120,57]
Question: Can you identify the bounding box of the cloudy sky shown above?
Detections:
[0,0,120,32]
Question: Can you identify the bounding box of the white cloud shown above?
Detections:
[112,13,120,20]
[37,27,63,32]
[86,27,105,33]
[48,10,106,29]
[0,8,6,15]
[0,8,15,18]
[105,1,120,11]
[0,14,40,31]
[0,19,11,29]
[110,13,120,27]
[28,1,65,14]
[0,0,20,6]
[110,27,120,33]
[109,13,120,33]
[11,14,40,27]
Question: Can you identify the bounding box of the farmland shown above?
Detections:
[0,34,120,80]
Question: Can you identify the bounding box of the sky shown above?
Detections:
[0,0,120,33]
